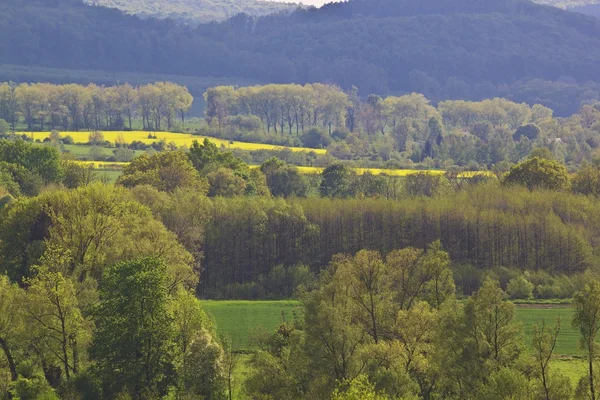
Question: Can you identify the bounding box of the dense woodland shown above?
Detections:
[4,137,600,398]
[203,83,600,171]
[7,80,600,172]
[4,0,600,115]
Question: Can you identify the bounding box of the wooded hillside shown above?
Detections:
[3,0,600,115]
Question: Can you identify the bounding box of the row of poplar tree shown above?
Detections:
[0,81,193,132]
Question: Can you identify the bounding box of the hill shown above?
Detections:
[570,3,600,15]
[85,0,298,24]
[3,0,600,115]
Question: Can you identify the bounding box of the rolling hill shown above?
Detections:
[84,0,298,24]
[3,0,600,115]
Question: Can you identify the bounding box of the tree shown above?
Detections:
[117,151,208,193]
[503,157,570,191]
[531,319,572,400]
[0,119,8,135]
[573,281,600,400]
[0,140,62,184]
[465,279,522,367]
[23,267,86,381]
[207,168,247,197]
[404,173,453,197]
[320,163,354,198]
[506,276,533,300]
[0,274,22,382]
[188,139,246,175]
[261,158,308,197]
[90,258,176,399]
[61,161,95,189]
[572,164,600,196]
[513,124,541,141]
[332,375,388,400]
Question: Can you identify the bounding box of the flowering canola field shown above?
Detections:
[77,161,487,178]
[26,131,327,154]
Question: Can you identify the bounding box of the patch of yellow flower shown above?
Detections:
[26,131,327,154]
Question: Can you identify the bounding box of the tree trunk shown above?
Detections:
[0,337,17,381]
[590,347,596,400]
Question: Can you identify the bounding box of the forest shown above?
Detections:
[4,0,600,115]
[6,80,600,173]
[4,135,600,398]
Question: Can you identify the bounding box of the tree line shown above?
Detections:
[0,81,193,132]
[204,83,600,171]
[243,244,600,399]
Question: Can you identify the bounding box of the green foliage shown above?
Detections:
[0,140,62,184]
[207,168,247,197]
[23,267,87,381]
[0,119,9,135]
[320,163,354,198]
[506,276,534,299]
[61,161,95,189]
[404,172,453,197]
[332,375,389,400]
[513,123,541,141]
[90,258,176,399]
[572,163,600,196]
[9,377,58,400]
[261,158,309,198]
[117,151,208,193]
[504,157,571,191]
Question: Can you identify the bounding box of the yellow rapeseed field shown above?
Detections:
[77,160,489,178]
[27,131,327,154]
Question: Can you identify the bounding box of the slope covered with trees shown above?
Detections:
[3,0,600,115]
[85,0,297,24]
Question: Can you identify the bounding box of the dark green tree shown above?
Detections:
[320,163,354,198]
[90,258,176,399]
[503,157,570,191]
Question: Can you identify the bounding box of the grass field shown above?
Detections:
[63,144,146,158]
[27,131,327,154]
[202,301,579,353]
[515,306,578,356]
[203,301,586,392]
[202,300,301,350]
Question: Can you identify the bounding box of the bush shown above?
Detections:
[225,115,262,131]
[9,377,58,400]
[0,119,9,135]
[506,277,534,299]
[300,128,331,149]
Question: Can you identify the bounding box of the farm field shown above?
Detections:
[514,305,578,356]
[204,300,586,388]
[26,131,327,154]
[203,301,579,354]
[63,144,146,158]
[202,300,301,350]
[75,159,486,179]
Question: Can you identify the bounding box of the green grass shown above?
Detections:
[95,170,122,184]
[63,144,146,159]
[202,300,301,350]
[514,306,578,356]
[553,358,587,387]
[203,301,586,394]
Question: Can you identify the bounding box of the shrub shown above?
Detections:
[506,277,534,299]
